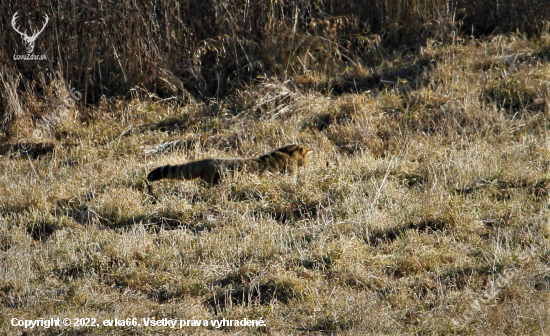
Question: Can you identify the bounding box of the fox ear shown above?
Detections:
[301,147,313,156]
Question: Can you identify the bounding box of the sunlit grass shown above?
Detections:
[1,34,550,334]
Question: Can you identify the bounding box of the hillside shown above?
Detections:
[2,1,550,335]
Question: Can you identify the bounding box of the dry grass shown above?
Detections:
[2,0,549,114]
[2,32,550,334]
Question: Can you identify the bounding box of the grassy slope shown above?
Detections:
[2,34,550,334]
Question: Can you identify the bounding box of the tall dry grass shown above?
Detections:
[1,1,550,335]
[1,0,549,120]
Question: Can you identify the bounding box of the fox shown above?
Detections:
[147,144,313,184]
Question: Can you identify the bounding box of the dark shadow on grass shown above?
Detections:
[296,252,340,272]
[0,142,54,159]
[305,315,353,333]
[368,217,450,246]
[64,206,216,235]
[437,267,476,291]
[26,220,61,241]
[304,58,436,96]
[266,202,319,225]
[149,115,191,133]
[454,178,550,201]
[206,279,298,314]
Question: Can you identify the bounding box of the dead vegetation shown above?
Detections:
[2,1,550,335]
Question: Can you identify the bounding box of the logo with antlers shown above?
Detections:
[12,11,49,54]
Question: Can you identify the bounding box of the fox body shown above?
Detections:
[147,144,312,184]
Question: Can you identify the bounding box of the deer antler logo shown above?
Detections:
[12,11,49,54]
